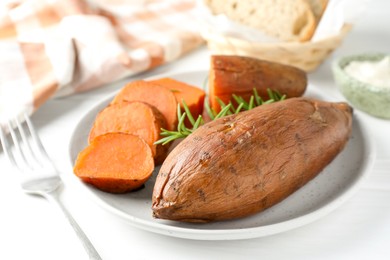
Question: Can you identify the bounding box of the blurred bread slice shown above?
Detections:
[204,0,320,42]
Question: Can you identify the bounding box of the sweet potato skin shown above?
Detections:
[152,98,353,222]
[209,55,307,111]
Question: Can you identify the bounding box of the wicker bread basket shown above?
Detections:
[201,24,352,72]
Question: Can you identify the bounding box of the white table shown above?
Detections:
[1,2,390,260]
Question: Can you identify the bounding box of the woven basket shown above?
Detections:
[201,24,352,72]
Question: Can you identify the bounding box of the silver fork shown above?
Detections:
[0,112,102,260]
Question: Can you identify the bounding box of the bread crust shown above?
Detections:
[305,0,329,22]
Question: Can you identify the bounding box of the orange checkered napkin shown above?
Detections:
[0,0,203,115]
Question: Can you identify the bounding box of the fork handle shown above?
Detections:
[44,191,102,260]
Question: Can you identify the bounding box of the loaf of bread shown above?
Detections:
[203,0,328,42]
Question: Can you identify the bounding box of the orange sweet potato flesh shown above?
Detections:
[150,77,206,126]
[88,101,168,164]
[209,55,308,112]
[152,98,353,222]
[111,80,177,131]
[74,133,154,193]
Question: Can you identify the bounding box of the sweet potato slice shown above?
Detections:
[88,101,168,164]
[152,98,353,222]
[74,133,154,193]
[111,80,177,131]
[150,77,206,126]
[209,55,307,112]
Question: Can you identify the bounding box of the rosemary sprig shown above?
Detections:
[154,101,201,145]
[208,88,286,118]
[154,88,286,145]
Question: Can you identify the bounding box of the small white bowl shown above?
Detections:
[332,53,390,119]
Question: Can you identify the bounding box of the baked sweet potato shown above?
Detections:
[150,77,206,127]
[152,98,353,222]
[111,80,178,131]
[74,133,154,193]
[88,101,168,164]
[209,55,307,112]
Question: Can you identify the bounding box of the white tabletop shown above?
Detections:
[1,2,390,260]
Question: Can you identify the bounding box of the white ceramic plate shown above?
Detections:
[68,70,375,240]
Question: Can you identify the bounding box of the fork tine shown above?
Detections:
[15,114,44,168]
[23,113,52,164]
[8,119,31,171]
[6,115,37,172]
[0,113,52,172]
[0,121,18,168]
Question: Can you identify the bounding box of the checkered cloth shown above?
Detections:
[0,0,203,115]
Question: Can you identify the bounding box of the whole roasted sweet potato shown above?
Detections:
[209,55,307,112]
[152,98,353,222]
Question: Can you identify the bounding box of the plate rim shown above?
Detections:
[68,70,376,240]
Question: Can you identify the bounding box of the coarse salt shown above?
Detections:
[344,56,390,88]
